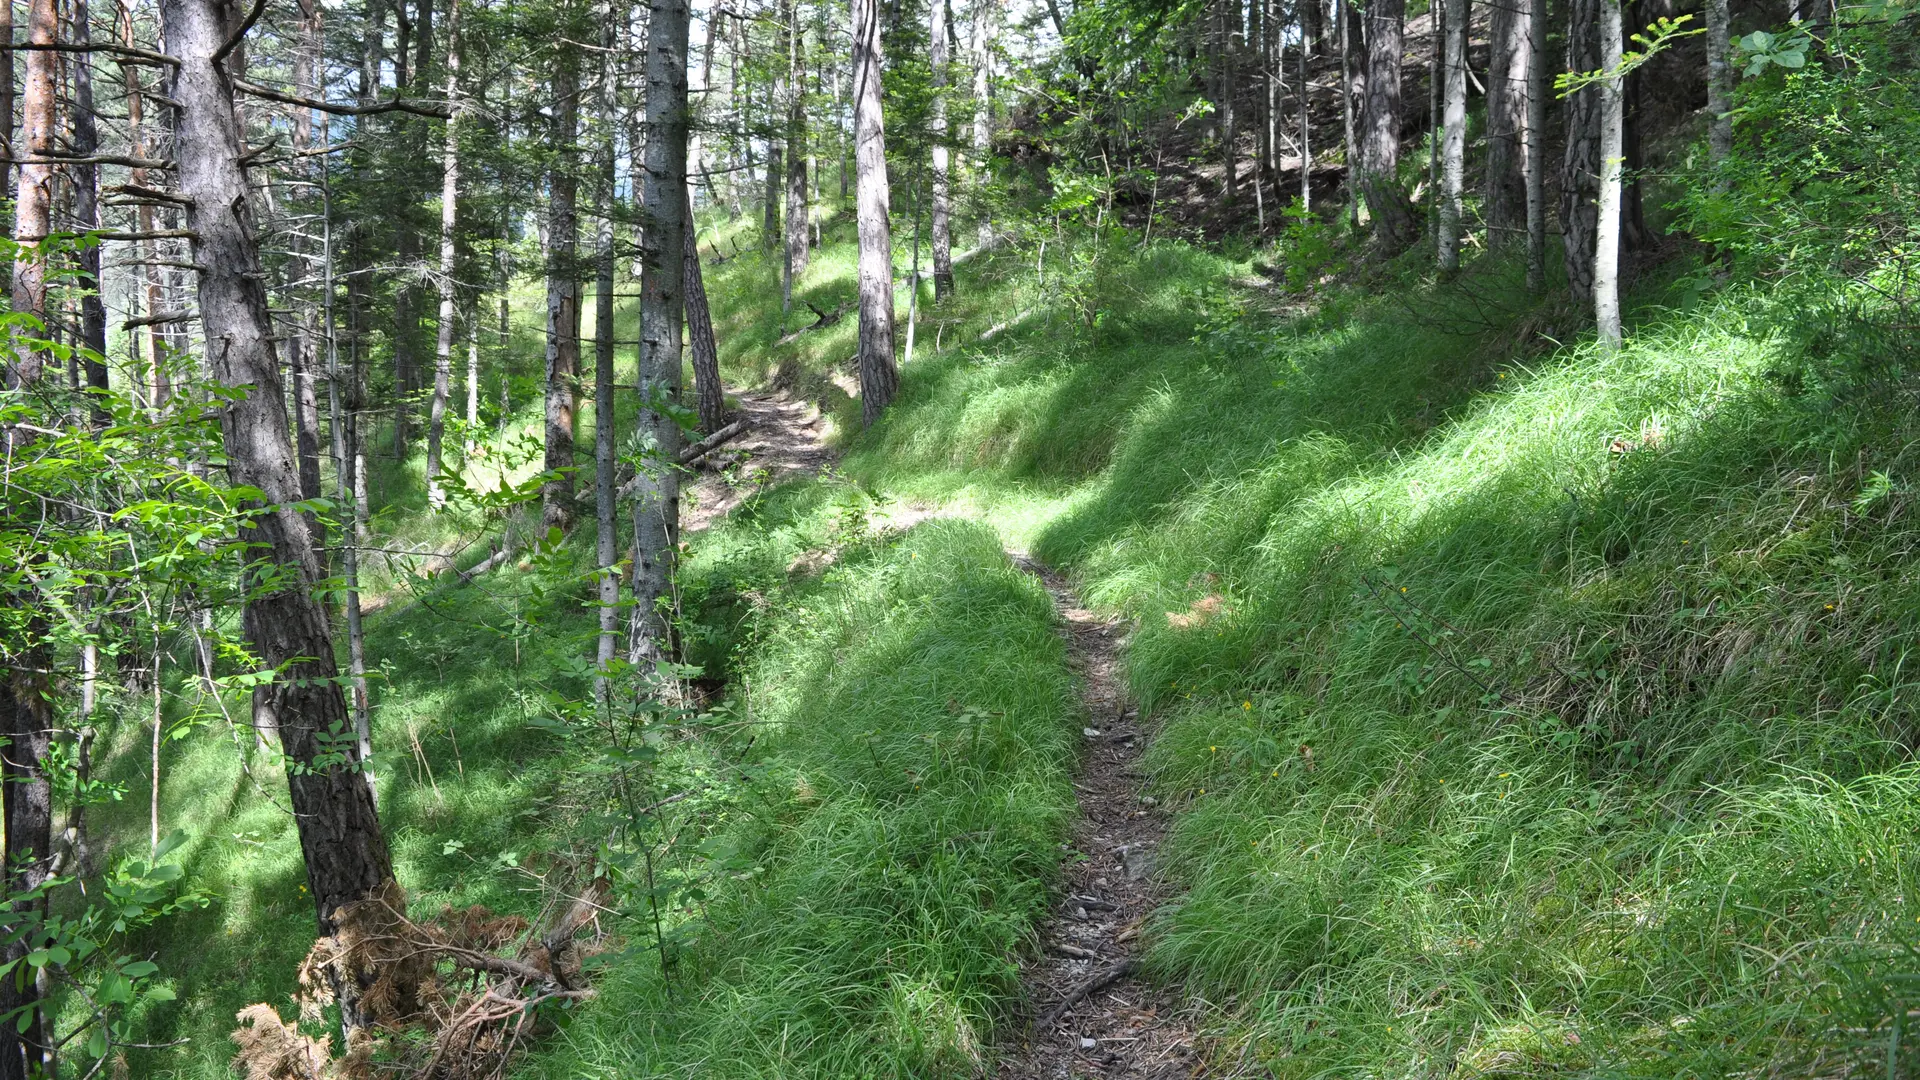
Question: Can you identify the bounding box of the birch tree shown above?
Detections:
[1436,0,1465,270]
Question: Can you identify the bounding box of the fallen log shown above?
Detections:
[777,300,852,345]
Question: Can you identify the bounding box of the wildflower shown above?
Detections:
[1243,701,1252,710]
[1209,745,1218,753]
[1499,772,1510,778]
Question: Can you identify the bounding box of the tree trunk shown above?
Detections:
[164,0,398,1031]
[593,12,619,704]
[851,0,897,426]
[1298,8,1311,209]
[1524,0,1546,292]
[1705,0,1730,168]
[970,0,995,246]
[685,199,725,434]
[72,0,108,424]
[1220,0,1237,204]
[544,41,581,531]
[929,0,954,299]
[1483,0,1528,245]
[1437,0,1466,270]
[425,0,462,510]
[783,0,811,311]
[1359,0,1416,249]
[1560,0,1601,301]
[1339,0,1361,228]
[1594,0,1624,349]
[632,0,691,678]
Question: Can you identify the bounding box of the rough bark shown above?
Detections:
[1483,0,1529,244]
[1359,0,1416,249]
[1560,0,1601,301]
[851,0,897,426]
[632,0,691,677]
[970,0,995,246]
[544,40,582,531]
[291,0,327,526]
[929,0,954,299]
[1437,0,1466,269]
[685,200,725,434]
[72,0,108,422]
[426,0,462,511]
[594,13,619,702]
[164,0,398,1029]
[1297,6,1311,209]
[1524,0,1546,291]
[1595,0,1624,349]
[1339,0,1361,227]
[1705,0,1730,168]
[783,0,811,308]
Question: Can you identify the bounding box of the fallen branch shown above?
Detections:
[610,419,749,500]
[777,300,852,345]
[1035,958,1140,1030]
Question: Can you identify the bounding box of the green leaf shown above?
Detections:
[120,960,160,978]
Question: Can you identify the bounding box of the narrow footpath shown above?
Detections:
[703,389,1205,1077]
[998,557,1202,1080]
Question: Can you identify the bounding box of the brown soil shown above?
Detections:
[997,556,1205,1080]
[680,388,840,532]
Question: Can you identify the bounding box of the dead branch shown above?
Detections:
[234,79,452,119]
[776,300,852,345]
[1035,958,1141,1030]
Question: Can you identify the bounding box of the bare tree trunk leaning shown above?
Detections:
[851,0,898,426]
[426,0,463,510]
[165,0,400,1033]
[685,198,726,434]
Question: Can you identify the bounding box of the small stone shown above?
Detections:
[1139,795,1158,807]
[1083,727,1102,737]
[1079,1038,1098,1050]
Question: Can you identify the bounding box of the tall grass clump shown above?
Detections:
[525,515,1078,1079]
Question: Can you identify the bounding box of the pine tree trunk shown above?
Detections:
[1483,0,1529,245]
[72,0,108,423]
[426,0,462,510]
[593,13,620,704]
[929,0,954,299]
[851,0,897,426]
[685,201,726,434]
[970,0,995,246]
[1524,0,1546,291]
[1298,11,1311,209]
[544,41,582,531]
[1437,0,1466,270]
[1339,0,1362,228]
[1705,0,1730,168]
[632,0,692,679]
[165,0,399,1029]
[784,0,811,306]
[1359,0,1416,249]
[1560,0,1601,301]
[1594,0,1624,349]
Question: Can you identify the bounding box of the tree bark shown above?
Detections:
[1705,0,1730,168]
[1594,0,1624,349]
[544,38,581,531]
[1560,0,1601,301]
[685,197,725,434]
[1297,5,1311,209]
[72,0,108,423]
[929,0,954,299]
[1338,0,1361,228]
[1483,0,1529,245]
[632,0,691,678]
[1358,0,1416,249]
[1524,0,1546,292]
[851,0,897,426]
[783,0,811,312]
[164,0,398,1031]
[425,0,461,510]
[594,11,619,704]
[1437,0,1465,270]
[970,0,995,246]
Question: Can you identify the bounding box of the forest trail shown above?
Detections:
[701,386,1202,1077]
[997,558,1202,1080]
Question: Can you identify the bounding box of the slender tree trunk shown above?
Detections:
[71,0,107,422]
[632,0,691,678]
[165,0,399,1030]
[544,40,582,530]
[1359,0,1416,248]
[1220,0,1237,204]
[851,0,897,425]
[685,194,725,434]
[1339,0,1361,228]
[593,11,619,704]
[1594,0,1624,349]
[289,0,326,511]
[425,0,461,510]
[763,45,784,249]
[0,11,55,1052]
[1437,0,1465,269]
[929,0,953,299]
[1483,0,1528,245]
[1524,0,1546,291]
[782,0,810,313]
[1705,0,1730,168]
[1560,0,1601,300]
[970,0,995,245]
[1297,8,1311,210]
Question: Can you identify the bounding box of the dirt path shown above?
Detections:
[680,388,839,532]
[999,557,1202,1080]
